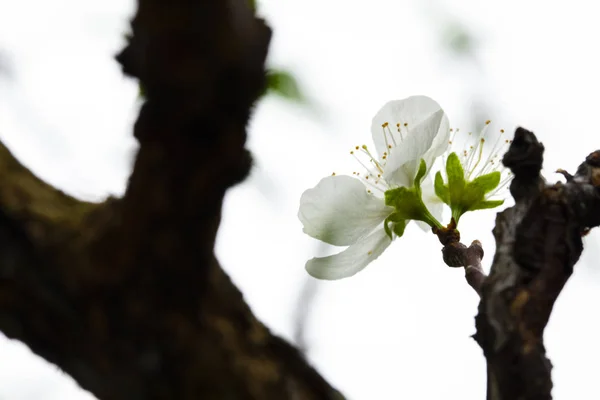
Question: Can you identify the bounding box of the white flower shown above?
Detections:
[298,95,451,280]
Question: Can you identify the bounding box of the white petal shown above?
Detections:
[305,227,392,280]
[415,176,446,232]
[371,95,448,159]
[299,175,394,246]
[383,108,446,187]
[421,115,451,174]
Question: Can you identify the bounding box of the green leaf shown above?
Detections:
[469,171,501,195]
[414,159,427,189]
[384,213,408,240]
[265,69,304,102]
[444,153,507,223]
[384,187,442,229]
[434,171,449,204]
[470,199,504,211]
[446,152,466,201]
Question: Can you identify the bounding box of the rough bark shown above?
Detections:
[0,0,341,399]
[439,128,600,399]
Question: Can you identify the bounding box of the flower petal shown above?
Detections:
[299,175,394,246]
[383,108,447,187]
[305,227,392,280]
[371,95,448,159]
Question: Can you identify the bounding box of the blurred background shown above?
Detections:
[1,0,600,399]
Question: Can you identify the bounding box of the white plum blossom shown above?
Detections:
[298,95,451,280]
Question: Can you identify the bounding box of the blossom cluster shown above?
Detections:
[298,96,511,280]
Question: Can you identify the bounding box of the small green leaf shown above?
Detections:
[441,153,508,224]
[470,199,504,211]
[446,152,466,200]
[393,218,408,238]
[434,171,449,204]
[266,69,304,102]
[384,216,393,240]
[469,171,501,195]
[384,187,442,229]
[414,159,427,189]
[384,213,408,240]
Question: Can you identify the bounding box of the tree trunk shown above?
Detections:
[0,0,341,399]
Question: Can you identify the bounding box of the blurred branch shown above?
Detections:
[0,0,341,399]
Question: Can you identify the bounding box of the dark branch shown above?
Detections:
[473,127,600,400]
[436,222,486,297]
[0,0,341,399]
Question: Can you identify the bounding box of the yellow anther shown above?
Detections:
[396,123,400,127]
[365,176,369,179]
[388,144,392,149]
[368,251,373,255]
[485,120,491,125]
[367,190,372,193]
[403,122,408,127]
[382,122,389,128]
[362,145,368,150]
[500,129,505,133]
[332,172,336,176]
[350,151,354,154]
[355,145,359,150]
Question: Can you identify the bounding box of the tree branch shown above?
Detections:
[0,0,341,399]
[473,128,600,400]
[436,224,487,297]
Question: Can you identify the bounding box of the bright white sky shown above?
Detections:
[1,0,600,399]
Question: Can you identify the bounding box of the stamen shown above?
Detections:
[384,124,398,147]
[465,122,490,175]
[361,145,384,174]
[381,123,391,153]
[467,138,485,179]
